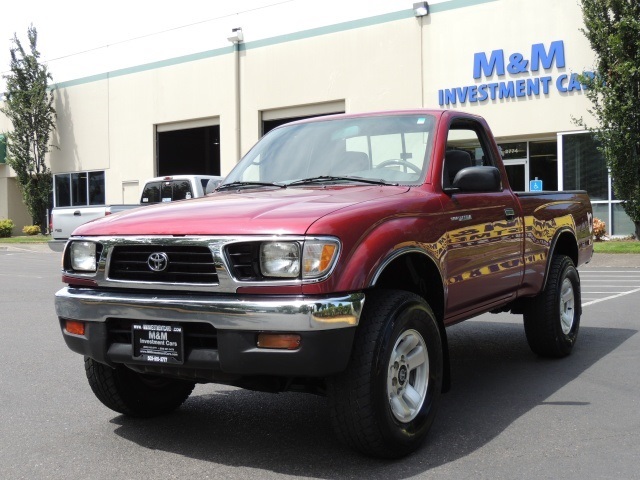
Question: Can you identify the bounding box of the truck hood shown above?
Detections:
[72,185,410,236]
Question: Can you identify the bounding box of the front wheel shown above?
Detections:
[523,255,581,357]
[327,290,443,458]
[85,357,195,417]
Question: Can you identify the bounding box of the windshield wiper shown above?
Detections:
[285,176,397,187]
[217,181,286,191]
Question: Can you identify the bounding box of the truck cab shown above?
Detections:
[139,175,222,204]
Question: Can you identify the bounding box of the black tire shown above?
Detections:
[523,255,581,357]
[327,290,443,458]
[85,357,195,417]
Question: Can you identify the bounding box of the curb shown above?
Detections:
[583,253,640,268]
[0,243,59,253]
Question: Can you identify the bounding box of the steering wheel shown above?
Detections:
[375,159,421,174]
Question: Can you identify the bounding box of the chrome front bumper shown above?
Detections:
[55,288,365,378]
[55,287,364,331]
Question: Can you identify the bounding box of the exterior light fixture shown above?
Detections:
[413,1,429,17]
[227,27,244,44]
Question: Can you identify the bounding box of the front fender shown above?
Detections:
[334,217,446,293]
[302,188,444,295]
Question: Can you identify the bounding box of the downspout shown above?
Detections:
[228,27,243,163]
[412,2,430,108]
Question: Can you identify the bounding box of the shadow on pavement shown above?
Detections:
[110,321,636,478]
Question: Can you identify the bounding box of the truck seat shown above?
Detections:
[443,150,472,187]
[333,151,370,175]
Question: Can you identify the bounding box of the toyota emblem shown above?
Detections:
[147,252,169,272]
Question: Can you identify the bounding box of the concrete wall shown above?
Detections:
[0,110,32,233]
[0,176,32,235]
[50,53,237,204]
[422,0,595,138]
[240,17,424,152]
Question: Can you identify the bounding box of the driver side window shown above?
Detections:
[443,121,494,188]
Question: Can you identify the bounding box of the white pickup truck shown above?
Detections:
[51,175,222,240]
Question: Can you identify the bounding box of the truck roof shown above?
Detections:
[280,109,484,128]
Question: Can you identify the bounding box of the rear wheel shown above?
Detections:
[327,290,443,458]
[523,255,581,357]
[85,357,195,417]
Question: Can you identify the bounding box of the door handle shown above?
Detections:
[505,208,515,221]
[73,210,81,216]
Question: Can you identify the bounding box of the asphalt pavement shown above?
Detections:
[1,245,639,479]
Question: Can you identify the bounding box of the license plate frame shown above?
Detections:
[132,324,184,365]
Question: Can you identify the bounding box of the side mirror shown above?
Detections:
[205,178,222,194]
[446,166,502,193]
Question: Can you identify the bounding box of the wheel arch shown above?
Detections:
[371,249,445,322]
[370,249,450,392]
[543,228,579,290]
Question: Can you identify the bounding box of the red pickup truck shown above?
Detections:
[55,110,593,458]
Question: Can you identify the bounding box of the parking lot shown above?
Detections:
[581,268,640,306]
[1,245,639,479]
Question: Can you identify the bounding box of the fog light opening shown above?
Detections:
[65,320,85,336]
[257,333,301,350]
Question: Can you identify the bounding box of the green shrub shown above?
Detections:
[0,219,14,238]
[22,225,41,236]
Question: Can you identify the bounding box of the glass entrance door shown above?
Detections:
[503,159,529,192]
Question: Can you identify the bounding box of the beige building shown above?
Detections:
[0,0,632,235]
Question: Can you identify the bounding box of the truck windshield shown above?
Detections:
[222,114,435,187]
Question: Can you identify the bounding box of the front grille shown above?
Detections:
[106,319,218,350]
[226,242,262,281]
[109,245,218,284]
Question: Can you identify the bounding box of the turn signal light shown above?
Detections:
[65,320,85,336]
[257,333,301,350]
[302,241,339,279]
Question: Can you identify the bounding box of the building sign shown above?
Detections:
[530,179,543,191]
[438,41,595,106]
[498,142,527,160]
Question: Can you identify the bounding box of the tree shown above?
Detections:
[578,0,640,239]
[1,25,56,233]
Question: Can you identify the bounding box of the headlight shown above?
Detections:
[253,238,340,280]
[260,242,300,278]
[70,241,98,272]
[302,239,339,279]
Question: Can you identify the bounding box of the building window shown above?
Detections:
[529,140,558,191]
[498,140,558,192]
[54,171,105,207]
[562,133,608,201]
[498,141,528,192]
[559,132,633,236]
[0,134,6,164]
